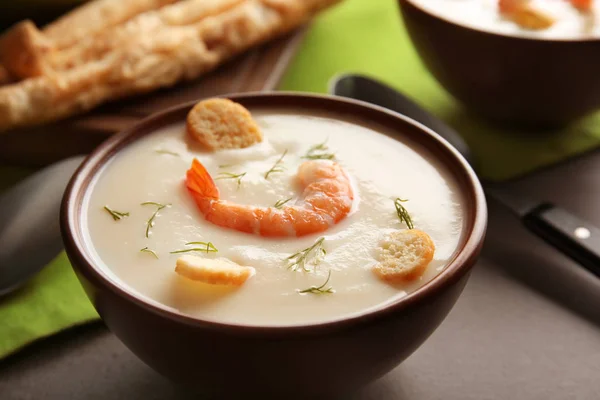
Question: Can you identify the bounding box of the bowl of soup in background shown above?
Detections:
[398,0,600,127]
[61,92,487,397]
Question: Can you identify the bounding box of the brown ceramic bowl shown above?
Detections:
[61,92,487,398]
[398,0,600,128]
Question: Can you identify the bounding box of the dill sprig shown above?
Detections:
[216,172,246,189]
[140,247,159,259]
[394,198,414,229]
[264,149,288,179]
[303,140,335,160]
[304,154,334,160]
[298,270,334,295]
[155,149,180,157]
[170,241,218,254]
[273,197,292,209]
[104,206,129,221]
[218,164,236,169]
[141,202,170,238]
[287,237,326,272]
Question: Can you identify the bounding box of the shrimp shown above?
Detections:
[570,0,592,12]
[185,158,354,237]
[499,0,523,14]
[498,0,555,30]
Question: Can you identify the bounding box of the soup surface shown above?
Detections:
[84,109,465,326]
[410,0,600,39]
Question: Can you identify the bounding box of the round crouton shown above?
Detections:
[186,98,262,151]
[373,229,435,283]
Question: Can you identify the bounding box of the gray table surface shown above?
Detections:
[1,149,600,399]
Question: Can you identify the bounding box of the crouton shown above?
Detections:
[186,98,262,151]
[175,255,255,286]
[372,229,435,283]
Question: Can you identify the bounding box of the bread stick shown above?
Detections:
[43,0,179,49]
[0,29,218,132]
[0,0,251,80]
[0,0,179,81]
[0,0,342,132]
[51,0,244,73]
[0,20,54,79]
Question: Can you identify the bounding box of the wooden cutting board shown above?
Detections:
[0,28,307,167]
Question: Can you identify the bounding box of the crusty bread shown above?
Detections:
[372,229,435,283]
[175,255,255,286]
[0,0,342,133]
[43,0,179,49]
[49,0,244,74]
[0,20,54,79]
[0,0,180,81]
[0,31,218,132]
[0,0,240,80]
[187,98,262,150]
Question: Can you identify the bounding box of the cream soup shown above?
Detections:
[411,0,600,39]
[84,110,465,326]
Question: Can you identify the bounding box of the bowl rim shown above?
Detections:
[61,91,487,336]
[400,0,600,43]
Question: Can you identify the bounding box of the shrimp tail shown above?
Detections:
[186,159,219,212]
[499,0,522,14]
[570,0,592,11]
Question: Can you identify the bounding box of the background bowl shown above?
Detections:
[61,92,487,398]
[398,0,600,128]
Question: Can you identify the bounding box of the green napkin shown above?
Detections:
[0,253,97,359]
[2,0,600,360]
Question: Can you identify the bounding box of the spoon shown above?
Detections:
[329,73,600,278]
[0,155,85,296]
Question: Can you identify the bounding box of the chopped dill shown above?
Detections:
[140,247,159,259]
[273,197,292,209]
[287,237,326,272]
[141,201,169,207]
[216,172,246,189]
[298,270,334,295]
[103,206,129,221]
[155,149,180,157]
[303,140,335,160]
[304,153,335,160]
[264,149,288,179]
[394,198,414,229]
[141,202,170,238]
[170,241,218,254]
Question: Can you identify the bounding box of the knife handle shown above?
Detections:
[523,203,600,277]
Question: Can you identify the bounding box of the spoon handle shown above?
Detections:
[0,155,85,295]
